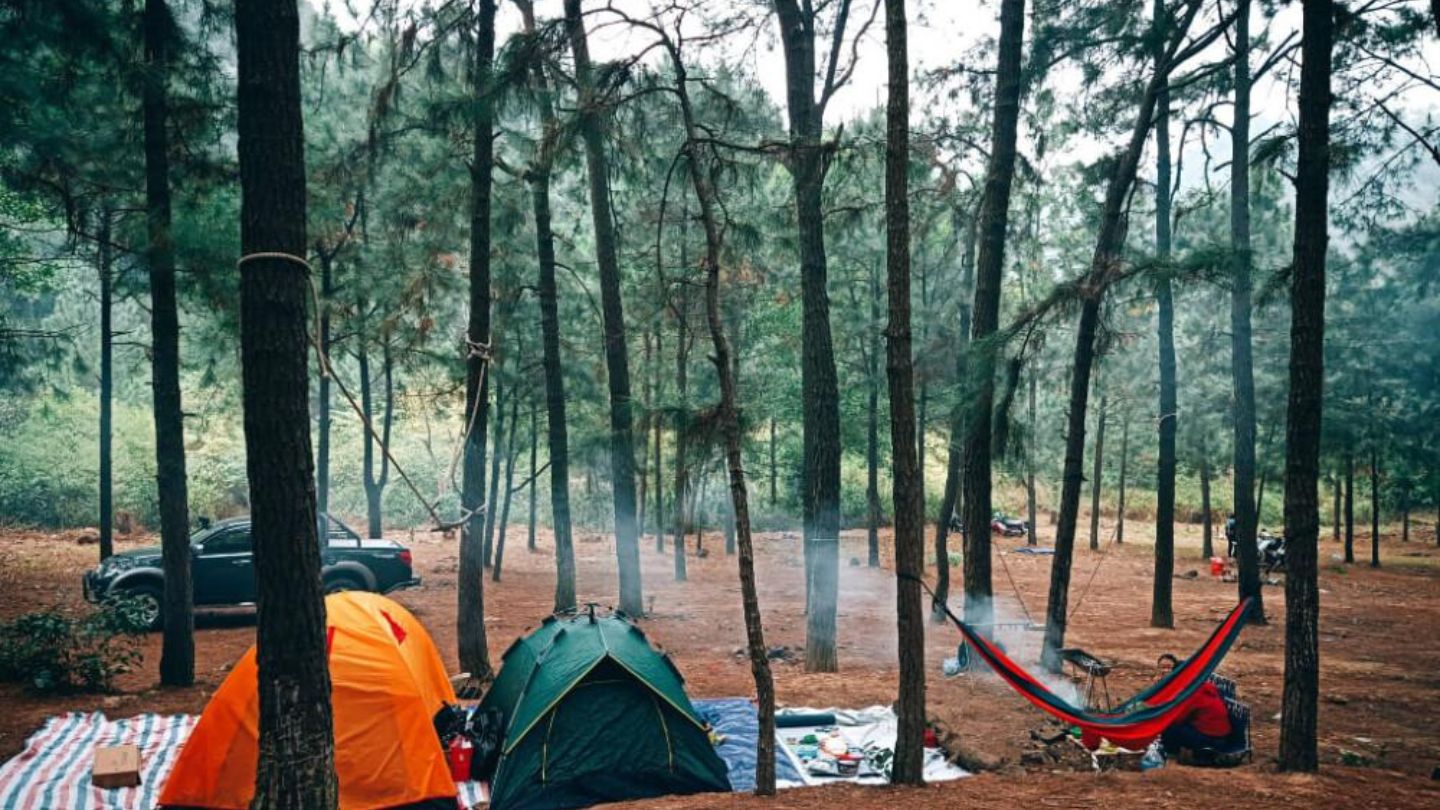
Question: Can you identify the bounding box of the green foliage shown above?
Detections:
[0,596,150,694]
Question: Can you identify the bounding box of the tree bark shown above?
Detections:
[1400,484,1409,543]
[458,0,496,679]
[98,206,114,562]
[883,0,926,782]
[1089,393,1107,552]
[360,337,393,539]
[316,251,333,538]
[494,389,521,582]
[663,37,778,791]
[1230,0,1265,622]
[1279,0,1333,773]
[1026,369,1038,546]
[773,0,843,672]
[517,0,574,608]
[672,269,691,581]
[653,327,665,553]
[961,0,1027,631]
[769,418,778,507]
[1332,470,1341,542]
[1200,449,1213,558]
[1345,453,1355,563]
[1117,411,1129,545]
[564,0,644,616]
[234,0,337,805]
[866,263,882,568]
[1370,446,1381,568]
[483,369,505,567]
[144,0,194,689]
[932,215,976,622]
[1152,0,1177,629]
[527,403,538,551]
[1042,32,1177,670]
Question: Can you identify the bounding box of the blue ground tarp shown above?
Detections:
[693,698,805,791]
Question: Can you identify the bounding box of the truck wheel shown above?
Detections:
[120,583,164,631]
[324,574,365,594]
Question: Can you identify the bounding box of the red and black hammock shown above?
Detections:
[940,597,1253,750]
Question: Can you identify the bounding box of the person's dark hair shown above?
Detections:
[1157,653,1181,671]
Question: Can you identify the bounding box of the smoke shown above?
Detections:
[961,593,1085,707]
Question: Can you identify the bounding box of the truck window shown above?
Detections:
[204,528,252,555]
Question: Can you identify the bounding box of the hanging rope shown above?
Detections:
[237,251,489,534]
[1068,517,1122,621]
[993,539,1036,626]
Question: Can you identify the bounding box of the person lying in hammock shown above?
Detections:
[1156,654,1232,756]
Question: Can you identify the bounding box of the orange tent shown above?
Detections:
[159,592,458,809]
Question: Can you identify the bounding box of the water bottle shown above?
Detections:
[1140,741,1166,772]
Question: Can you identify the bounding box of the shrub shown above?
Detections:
[0,596,150,693]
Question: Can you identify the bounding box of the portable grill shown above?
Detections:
[1058,647,1113,712]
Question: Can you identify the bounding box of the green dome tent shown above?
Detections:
[481,610,731,810]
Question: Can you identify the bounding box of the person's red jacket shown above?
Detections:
[1180,682,1233,738]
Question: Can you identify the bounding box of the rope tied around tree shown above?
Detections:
[237,251,489,535]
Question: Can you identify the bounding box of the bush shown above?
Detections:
[0,596,150,694]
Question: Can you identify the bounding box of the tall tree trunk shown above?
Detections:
[458,0,497,679]
[1042,31,1178,670]
[769,418,778,507]
[1152,0,1177,629]
[1026,369,1038,546]
[654,328,665,552]
[234,0,337,804]
[1370,446,1381,568]
[932,215,976,622]
[564,0,643,616]
[144,0,193,688]
[1117,411,1129,545]
[916,258,929,516]
[518,0,574,601]
[1400,484,1409,543]
[673,281,690,582]
[1278,0,1333,773]
[1230,0,1265,622]
[773,0,842,673]
[1332,470,1341,542]
[884,0,926,781]
[1345,453,1355,563]
[1089,392,1107,551]
[693,471,708,555]
[483,370,505,567]
[663,42,777,789]
[1256,427,1272,519]
[528,403,538,551]
[494,390,521,582]
[866,263,882,568]
[360,338,393,539]
[961,0,1027,630]
[98,206,114,562]
[316,251,333,538]
[1200,449,1213,558]
[725,495,737,556]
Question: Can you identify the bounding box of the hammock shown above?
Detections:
[946,598,1253,750]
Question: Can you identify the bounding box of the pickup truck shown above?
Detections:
[83,515,420,630]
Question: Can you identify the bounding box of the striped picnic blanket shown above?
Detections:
[0,713,488,809]
[0,713,194,810]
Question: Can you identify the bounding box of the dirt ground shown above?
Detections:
[2,515,1438,808]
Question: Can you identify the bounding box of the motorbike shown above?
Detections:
[1257,530,1287,575]
[947,511,1029,538]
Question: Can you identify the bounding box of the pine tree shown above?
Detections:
[234,0,337,804]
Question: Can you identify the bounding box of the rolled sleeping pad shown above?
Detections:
[775,712,838,729]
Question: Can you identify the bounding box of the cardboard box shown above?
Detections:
[92,744,141,789]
